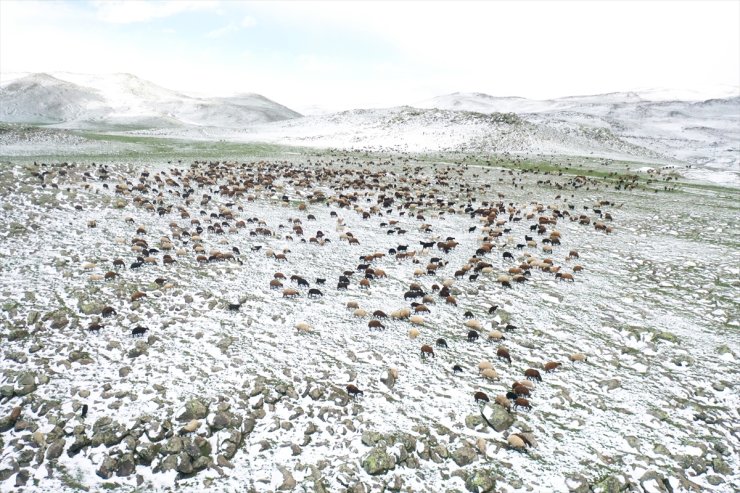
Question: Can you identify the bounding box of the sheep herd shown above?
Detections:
[76,157,617,455]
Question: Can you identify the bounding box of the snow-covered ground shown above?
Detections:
[0,157,737,492]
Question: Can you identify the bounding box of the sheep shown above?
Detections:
[420,344,435,358]
[467,330,480,342]
[368,320,385,330]
[524,369,542,382]
[409,315,425,325]
[488,330,506,342]
[308,288,323,298]
[282,288,299,298]
[270,279,283,289]
[495,394,512,410]
[465,319,482,330]
[570,353,587,363]
[544,361,561,372]
[478,360,494,373]
[513,380,535,390]
[131,326,148,337]
[392,308,411,319]
[101,306,116,318]
[435,338,448,348]
[507,434,529,450]
[497,347,512,365]
[295,322,312,333]
[131,291,147,302]
[474,391,490,404]
[514,397,532,411]
[556,272,575,281]
[414,304,430,313]
[452,364,464,373]
[346,301,360,310]
[372,310,388,318]
[481,368,499,381]
[513,384,530,397]
[353,309,368,317]
[408,328,421,339]
[346,384,364,398]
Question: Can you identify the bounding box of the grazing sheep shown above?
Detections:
[270,279,283,289]
[346,384,364,398]
[453,364,464,373]
[544,361,561,372]
[474,391,490,404]
[513,380,535,390]
[227,303,241,311]
[465,319,482,330]
[478,360,494,373]
[495,394,512,410]
[131,326,148,337]
[435,338,448,348]
[524,369,542,382]
[507,434,528,450]
[346,301,360,310]
[368,320,385,330]
[420,344,435,359]
[467,330,480,342]
[372,310,388,318]
[409,315,425,325]
[353,308,368,317]
[556,272,575,281]
[513,384,530,397]
[488,305,499,314]
[414,304,430,313]
[282,288,299,298]
[488,330,506,342]
[87,322,103,333]
[295,322,313,333]
[392,308,411,319]
[101,306,116,318]
[481,368,499,381]
[570,353,587,363]
[463,310,474,319]
[408,328,421,339]
[497,347,512,364]
[514,397,532,411]
[81,404,88,418]
[131,291,147,302]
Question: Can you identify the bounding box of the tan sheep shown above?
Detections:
[353,309,368,317]
[391,308,411,319]
[570,352,587,362]
[295,322,313,333]
[465,320,482,330]
[408,328,421,339]
[409,315,425,325]
[481,368,499,381]
[488,330,505,341]
[478,360,494,373]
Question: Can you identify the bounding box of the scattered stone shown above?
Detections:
[361,447,396,475]
[178,398,208,421]
[465,468,497,493]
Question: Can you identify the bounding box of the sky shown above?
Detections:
[1,0,738,112]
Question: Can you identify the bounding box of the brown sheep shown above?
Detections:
[372,310,388,318]
[556,272,574,282]
[368,320,385,330]
[420,344,435,359]
[414,304,430,313]
[513,384,530,397]
[346,384,364,398]
[474,391,489,404]
[514,397,532,411]
[282,288,299,298]
[524,369,542,382]
[497,347,512,365]
[131,291,147,302]
[544,361,561,372]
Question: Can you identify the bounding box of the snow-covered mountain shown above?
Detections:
[0,73,301,129]
[415,91,740,174]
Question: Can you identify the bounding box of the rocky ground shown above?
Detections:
[0,154,737,492]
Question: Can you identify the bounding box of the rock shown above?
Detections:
[706,475,724,486]
[191,456,211,472]
[361,431,385,447]
[361,447,396,475]
[278,465,297,490]
[465,468,497,493]
[178,398,208,421]
[452,445,478,466]
[127,340,149,358]
[712,457,731,475]
[27,311,40,325]
[163,437,184,455]
[217,455,234,468]
[481,404,514,432]
[67,434,91,456]
[639,471,671,493]
[117,453,136,477]
[591,475,623,493]
[309,387,324,400]
[15,371,37,396]
[136,443,160,466]
[599,378,622,391]
[176,452,193,474]
[182,420,200,433]
[15,469,30,487]
[465,414,484,429]
[79,300,105,315]
[96,455,118,479]
[119,367,131,377]
[45,438,65,460]
[7,329,29,341]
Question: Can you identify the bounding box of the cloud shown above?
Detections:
[205,23,240,38]
[92,0,218,24]
[241,16,256,28]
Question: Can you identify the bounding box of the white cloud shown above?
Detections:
[205,23,240,38]
[241,16,256,28]
[92,0,219,24]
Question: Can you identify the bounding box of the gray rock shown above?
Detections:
[67,434,91,456]
[96,455,118,479]
[639,471,671,493]
[706,475,725,486]
[465,468,497,493]
[14,469,30,487]
[712,457,731,475]
[361,431,384,447]
[481,404,514,432]
[163,437,184,455]
[452,445,477,466]
[278,465,296,490]
[361,447,396,475]
[45,438,65,460]
[127,340,149,358]
[157,454,178,473]
[176,452,193,474]
[116,453,136,477]
[600,378,622,391]
[178,398,208,421]
[591,475,623,493]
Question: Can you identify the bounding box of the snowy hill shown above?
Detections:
[0,73,301,129]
